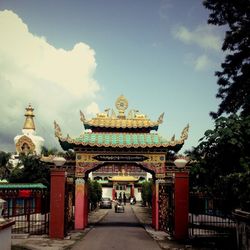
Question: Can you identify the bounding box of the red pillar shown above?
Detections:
[155,181,159,230]
[49,169,66,239]
[75,178,87,229]
[130,184,134,198]
[174,171,189,240]
[84,183,88,228]
[152,181,159,230]
[112,186,116,200]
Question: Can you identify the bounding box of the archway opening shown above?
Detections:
[79,161,159,228]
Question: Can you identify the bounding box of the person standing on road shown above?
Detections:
[123,193,126,205]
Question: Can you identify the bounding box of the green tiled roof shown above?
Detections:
[0,183,47,189]
[59,132,184,149]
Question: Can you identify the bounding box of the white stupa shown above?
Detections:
[14,104,44,155]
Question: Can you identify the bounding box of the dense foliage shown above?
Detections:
[0,151,11,180]
[187,1,250,211]
[8,154,51,187]
[187,115,250,209]
[203,0,250,118]
[141,181,153,207]
[41,146,76,160]
[87,179,102,210]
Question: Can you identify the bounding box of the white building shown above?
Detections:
[14,104,44,155]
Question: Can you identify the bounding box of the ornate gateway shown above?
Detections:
[53,95,190,239]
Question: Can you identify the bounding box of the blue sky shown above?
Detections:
[0,0,225,153]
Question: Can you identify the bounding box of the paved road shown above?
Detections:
[71,204,161,250]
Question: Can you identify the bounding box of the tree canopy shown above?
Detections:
[87,179,102,210]
[188,115,250,207]
[141,180,153,207]
[0,151,11,180]
[187,1,250,211]
[203,0,250,118]
[8,154,50,187]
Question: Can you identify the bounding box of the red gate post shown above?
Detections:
[173,171,189,240]
[152,183,156,228]
[49,169,66,239]
[75,178,88,229]
[130,184,134,198]
[152,180,159,230]
[112,186,116,200]
[84,182,88,228]
[155,180,160,230]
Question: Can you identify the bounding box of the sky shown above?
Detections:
[0,0,225,153]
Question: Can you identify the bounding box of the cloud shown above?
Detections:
[194,54,212,71]
[173,24,221,51]
[84,102,100,116]
[0,10,101,151]
[183,53,213,71]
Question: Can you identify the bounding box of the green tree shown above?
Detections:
[187,115,250,210]
[8,154,50,187]
[141,181,153,207]
[0,151,11,180]
[203,0,250,118]
[87,179,102,210]
[41,146,59,156]
[41,146,75,160]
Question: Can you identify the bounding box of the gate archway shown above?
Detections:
[51,95,189,239]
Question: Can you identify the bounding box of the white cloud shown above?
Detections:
[84,102,100,116]
[173,24,221,51]
[183,53,213,71]
[0,10,101,151]
[194,54,212,71]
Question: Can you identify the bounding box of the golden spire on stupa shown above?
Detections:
[23,104,35,130]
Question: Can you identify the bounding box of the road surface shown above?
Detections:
[71,204,161,250]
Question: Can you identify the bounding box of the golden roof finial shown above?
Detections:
[54,121,62,138]
[115,95,128,119]
[180,124,190,141]
[23,104,35,130]
[80,110,86,122]
[157,112,164,124]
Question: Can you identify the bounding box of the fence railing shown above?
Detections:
[3,196,49,234]
[189,195,236,239]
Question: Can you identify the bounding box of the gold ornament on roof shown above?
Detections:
[23,104,36,130]
[171,134,175,141]
[115,95,128,118]
[157,112,164,124]
[111,109,117,118]
[54,121,62,138]
[180,124,189,141]
[80,110,86,122]
[79,95,166,129]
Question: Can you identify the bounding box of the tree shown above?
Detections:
[8,154,50,187]
[41,146,75,160]
[41,146,59,156]
[203,0,250,118]
[141,181,153,207]
[0,151,11,180]
[87,179,102,210]
[187,115,250,210]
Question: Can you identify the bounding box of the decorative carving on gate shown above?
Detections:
[140,161,166,176]
[64,179,74,233]
[158,181,173,233]
[76,161,101,178]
